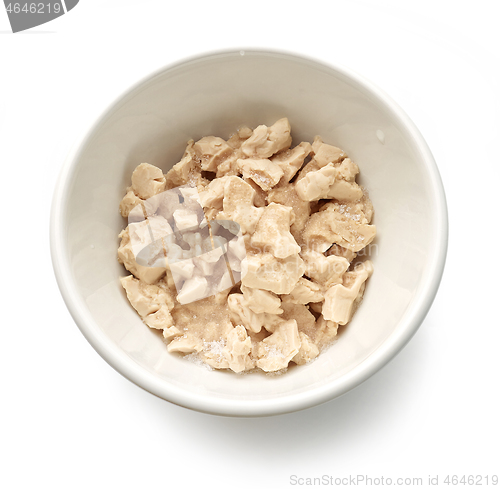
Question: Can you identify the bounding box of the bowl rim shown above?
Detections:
[50,48,448,417]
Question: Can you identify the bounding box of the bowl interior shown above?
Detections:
[53,51,446,416]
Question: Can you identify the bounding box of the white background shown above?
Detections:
[1,1,499,488]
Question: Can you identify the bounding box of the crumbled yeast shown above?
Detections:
[118,118,376,373]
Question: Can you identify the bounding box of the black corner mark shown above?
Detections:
[64,0,78,11]
[3,1,80,33]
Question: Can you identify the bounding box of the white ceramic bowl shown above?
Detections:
[50,50,447,417]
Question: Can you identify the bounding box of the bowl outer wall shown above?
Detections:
[50,49,448,417]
